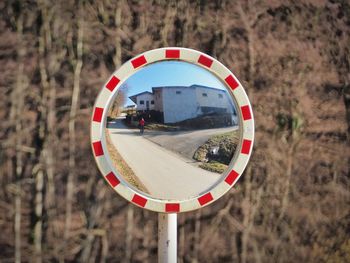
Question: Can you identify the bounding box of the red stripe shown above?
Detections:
[106,76,120,91]
[132,194,147,207]
[105,172,120,187]
[198,193,213,206]
[198,55,213,68]
[131,55,147,68]
[92,141,104,156]
[225,75,239,90]
[241,139,252,155]
[241,105,252,121]
[93,107,103,122]
[166,49,180,58]
[225,170,239,185]
[165,203,180,212]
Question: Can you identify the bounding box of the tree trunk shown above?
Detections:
[237,1,256,101]
[161,2,176,46]
[192,210,201,263]
[124,205,134,263]
[36,1,59,259]
[45,75,57,226]
[179,219,186,263]
[241,167,263,263]
[343,83,350,176]
[142,211,152,263]
[65,8,84,240]
[34,167,44,263]
[79,181,106,262]
[11,9,26,263]
[114,0,123,69]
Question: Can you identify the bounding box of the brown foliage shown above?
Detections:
[0,0,349,262]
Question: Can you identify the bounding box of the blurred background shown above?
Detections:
[0,0,349,262]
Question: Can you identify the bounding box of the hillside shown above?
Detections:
[0,1,349,262]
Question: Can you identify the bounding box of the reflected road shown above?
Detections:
[107,118,221,200]
[143,126,238,160]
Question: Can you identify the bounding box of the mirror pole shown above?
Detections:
[158,213,177,263]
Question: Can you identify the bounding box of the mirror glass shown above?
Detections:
[105,61,240,200]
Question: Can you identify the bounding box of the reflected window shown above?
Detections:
[202,93,208,97]
[140,100,144,104]
[218,94,223,98]
[176,91,182,95]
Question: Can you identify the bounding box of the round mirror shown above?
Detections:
[91,48,254,213]
[106,61,239,200]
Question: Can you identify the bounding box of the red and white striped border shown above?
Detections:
[90,48,254,213]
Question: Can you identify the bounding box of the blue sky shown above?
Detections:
[121,61,227,106]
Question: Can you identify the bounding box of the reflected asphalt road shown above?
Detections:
[107,118,221,200]
[143,126,238,160]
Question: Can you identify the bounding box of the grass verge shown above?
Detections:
[199,161,228,173]
[193,130,240,174]
[105,131,149,193]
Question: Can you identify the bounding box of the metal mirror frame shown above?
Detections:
[90,47,254,213]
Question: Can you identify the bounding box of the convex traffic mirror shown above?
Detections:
[91,48,254,213]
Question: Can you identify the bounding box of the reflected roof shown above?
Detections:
[129,91,153,104]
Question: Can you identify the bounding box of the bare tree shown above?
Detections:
[0,1,349,262]
[65,0,84,242]
[9,5,27,262]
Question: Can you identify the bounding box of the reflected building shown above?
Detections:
[129,85,236,125]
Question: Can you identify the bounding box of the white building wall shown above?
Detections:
[194,86,235,114]
[162,87,197,123]
[131,85,237,124]
[136,93,155,111]
[153,89,163,112]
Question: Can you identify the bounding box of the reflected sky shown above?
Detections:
[123,61,227,106]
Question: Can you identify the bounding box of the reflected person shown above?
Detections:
[139,117,145,135]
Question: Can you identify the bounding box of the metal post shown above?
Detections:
[158,213,177,263]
